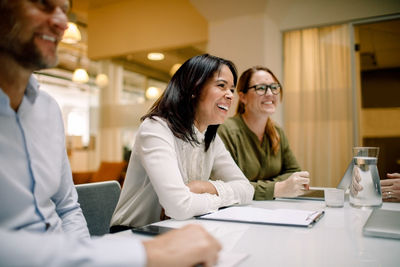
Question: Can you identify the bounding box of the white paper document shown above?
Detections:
[197,206,324,227]
[217,251,249,267]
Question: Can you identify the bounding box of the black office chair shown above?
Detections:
[75,180,121,236]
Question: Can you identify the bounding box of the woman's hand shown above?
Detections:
[186,180,218,195]
[381,173,400,202]
[273,171,310,198]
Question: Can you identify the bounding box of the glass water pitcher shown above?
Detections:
[349,147,382,208]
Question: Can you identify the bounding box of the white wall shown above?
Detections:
[207,14,270,118]
[206,13,284,124]
[208,14,265,74]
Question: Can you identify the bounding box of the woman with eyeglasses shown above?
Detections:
[218,66,310,200]
[110,54,254,229]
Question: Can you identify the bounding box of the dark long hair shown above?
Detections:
[142,54,237,151]
[236,66,283,154]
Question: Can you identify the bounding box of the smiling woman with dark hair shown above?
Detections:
[111,54,254,228]
[143,53,238,151]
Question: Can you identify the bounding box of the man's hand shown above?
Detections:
[143,224,221,267]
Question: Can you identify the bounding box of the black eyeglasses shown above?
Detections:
[248,83,281,95]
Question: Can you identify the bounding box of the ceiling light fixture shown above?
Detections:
[95,73,109,88]
[145,86,160,99]
[147,52,164,61]
[72,68,89,83]
[62,22,81,44]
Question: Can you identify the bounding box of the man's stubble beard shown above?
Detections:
[0,15,58,70]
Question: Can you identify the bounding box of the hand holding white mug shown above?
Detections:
[274,171,310,198]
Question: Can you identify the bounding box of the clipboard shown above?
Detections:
[196,206,325,228]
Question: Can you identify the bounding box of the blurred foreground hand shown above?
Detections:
[144,224,221,267]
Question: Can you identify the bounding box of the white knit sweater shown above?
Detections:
[111,117,254,227]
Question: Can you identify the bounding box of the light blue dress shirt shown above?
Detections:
[0,76,145,266]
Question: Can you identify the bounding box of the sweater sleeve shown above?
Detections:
[209,135,254,206]
[253,128,301,200]
[138,119,231,220]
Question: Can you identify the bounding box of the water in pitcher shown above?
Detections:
[350,156,382,207]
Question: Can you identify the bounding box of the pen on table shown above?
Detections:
[306,211,319,221]
[313,211,324,222]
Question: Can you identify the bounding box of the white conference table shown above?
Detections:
[127,197,400,267]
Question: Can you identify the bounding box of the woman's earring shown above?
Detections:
[191,94,195,98]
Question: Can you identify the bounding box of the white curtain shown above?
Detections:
[283,24,354,187]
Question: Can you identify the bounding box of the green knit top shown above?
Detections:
[218,115,301,200]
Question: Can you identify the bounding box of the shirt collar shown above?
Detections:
[237,113,260,138]
[0,74,39,105]
[25,75,39,104]
[193,125,205,143]
[0,75,39,114]
[0,89,10,113]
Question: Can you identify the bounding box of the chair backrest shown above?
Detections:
[75,180,121,236]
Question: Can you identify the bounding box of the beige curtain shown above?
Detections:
[283,24,353,187]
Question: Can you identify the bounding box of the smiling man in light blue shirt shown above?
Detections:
[0,1,221,266]
[0,75,91,236]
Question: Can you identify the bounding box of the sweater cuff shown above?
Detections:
[252,181,276,200]
[209,180,236,207]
